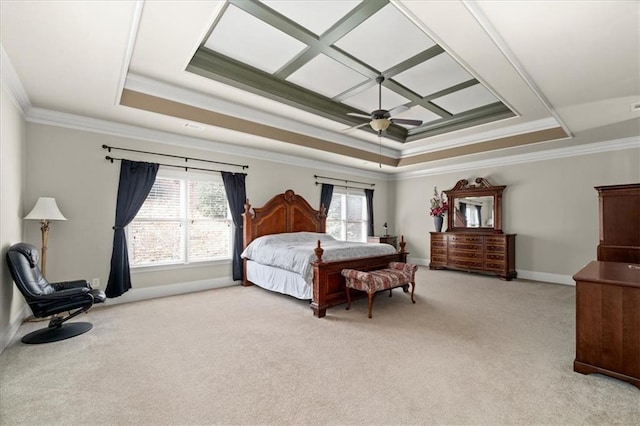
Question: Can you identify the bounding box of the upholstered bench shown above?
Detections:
[341,262,418,318]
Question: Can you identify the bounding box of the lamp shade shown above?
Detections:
[370,118,391,132]
[24,197,67,221]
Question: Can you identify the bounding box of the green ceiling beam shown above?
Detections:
[187,48,407,142]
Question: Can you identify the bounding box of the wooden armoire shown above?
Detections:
[595,183,640,263]
[572,183,640,389]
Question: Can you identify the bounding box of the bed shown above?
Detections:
[241,189,407,318]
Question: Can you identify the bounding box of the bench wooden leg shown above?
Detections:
[345,286,352,310]
[367,292,375,318]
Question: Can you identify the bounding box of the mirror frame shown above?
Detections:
[444,177,506,234]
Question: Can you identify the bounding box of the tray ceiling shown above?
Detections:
[187,0,515,143]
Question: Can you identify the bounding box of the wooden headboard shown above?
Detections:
[242,189,327,249]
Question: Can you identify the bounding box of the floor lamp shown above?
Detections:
[24,197,67,277]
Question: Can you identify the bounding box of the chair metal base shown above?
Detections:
[21,322,93,344]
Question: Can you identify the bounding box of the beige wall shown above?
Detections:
[395,147,640,280]
[0,83,27,350]
[24,123,392,291]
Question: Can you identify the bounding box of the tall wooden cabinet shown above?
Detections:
[572,183,640,388]
[595,184,640,263]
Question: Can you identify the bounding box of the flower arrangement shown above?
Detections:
[429,187,448,217]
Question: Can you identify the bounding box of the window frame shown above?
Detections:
[325,188,369,242]
[127,169,233,270]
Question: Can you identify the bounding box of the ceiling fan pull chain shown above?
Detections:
[378,130,382,168]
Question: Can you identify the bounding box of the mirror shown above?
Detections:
[444,177,505,233]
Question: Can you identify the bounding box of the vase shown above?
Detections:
[434,216,444,232]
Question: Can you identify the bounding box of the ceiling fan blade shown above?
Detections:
[341,122,370,133]
[391,118,423,126]
[388,105,409,116]
[347,112,371,119]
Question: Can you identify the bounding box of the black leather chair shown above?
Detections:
[6,242,106,344]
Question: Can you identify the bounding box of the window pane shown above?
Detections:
[189,180,229,219]
[346,194,362,221]
[129,220,184,265]
[188,180,232,261]
[346,221,364,241]
[129,174,233,267]
[189,219,232,261]
[326,194,343,239]
[137,178,181,219]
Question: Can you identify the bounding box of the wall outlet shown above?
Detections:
[92,278,100,288]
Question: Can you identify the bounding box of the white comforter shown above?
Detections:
[241,232,397,284]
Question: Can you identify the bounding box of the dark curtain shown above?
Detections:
[477,206,482,227]
[364,189,374,237]
[105,160,159,298]
[221,172,247,281]
[320,183,334,214]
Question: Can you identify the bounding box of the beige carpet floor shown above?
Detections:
[1,267,638,425]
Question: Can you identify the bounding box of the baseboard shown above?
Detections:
[103,277,239,306]
[0,303,31,354]
[420,258,575,286]
[516,270,574,286]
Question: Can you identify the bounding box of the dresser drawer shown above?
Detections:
[485,244,505,253]
[486,236,507,244]
[449,250,483,261]
[431,255,447,264]
[450,259,484,270]
[485,253,505,262]
[449,234,484,243]
[431,247,447,256]
[449,242,483,251]
[485,262,507,271]
[431,240,447,249]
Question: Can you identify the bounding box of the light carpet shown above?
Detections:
[1,267,638,425]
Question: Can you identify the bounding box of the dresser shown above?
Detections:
[430,232,516,280]
[573,261,640,389]
[367,235,397,249]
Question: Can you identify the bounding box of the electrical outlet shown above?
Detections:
[92,278,100,288]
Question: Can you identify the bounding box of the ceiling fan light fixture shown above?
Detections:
[370,118,390,132]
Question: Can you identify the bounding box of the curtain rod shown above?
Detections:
[314,182,372,191]
[102,144,248,170]
[105,156,247,175]
[313,174,374,187]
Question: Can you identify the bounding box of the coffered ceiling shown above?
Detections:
[188,0,514,143]
[1,1,638,174]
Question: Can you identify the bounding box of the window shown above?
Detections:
[326,190,368,242]
[127,171,232,267]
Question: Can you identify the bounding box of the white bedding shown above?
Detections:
[241,232,397,285]
[246,260,311,299]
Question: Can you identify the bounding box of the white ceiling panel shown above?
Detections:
[261,0,361,36]
[432,84,499,114]
[286,54,368,98]
[334,4,436,72]
[204,4,306,74]
[342,84,410,112]
[394,53,473,97]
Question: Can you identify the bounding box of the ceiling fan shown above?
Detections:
[342,75,423,134]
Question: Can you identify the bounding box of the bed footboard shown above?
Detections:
[310,237,407,318]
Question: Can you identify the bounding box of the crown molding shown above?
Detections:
[461,0,573,139]
[125,73,400,159]
[25,107,391,181]
[400,116,560,156]
[393,136,640,180]
[114,0,144,107]
[0,44,31,115]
